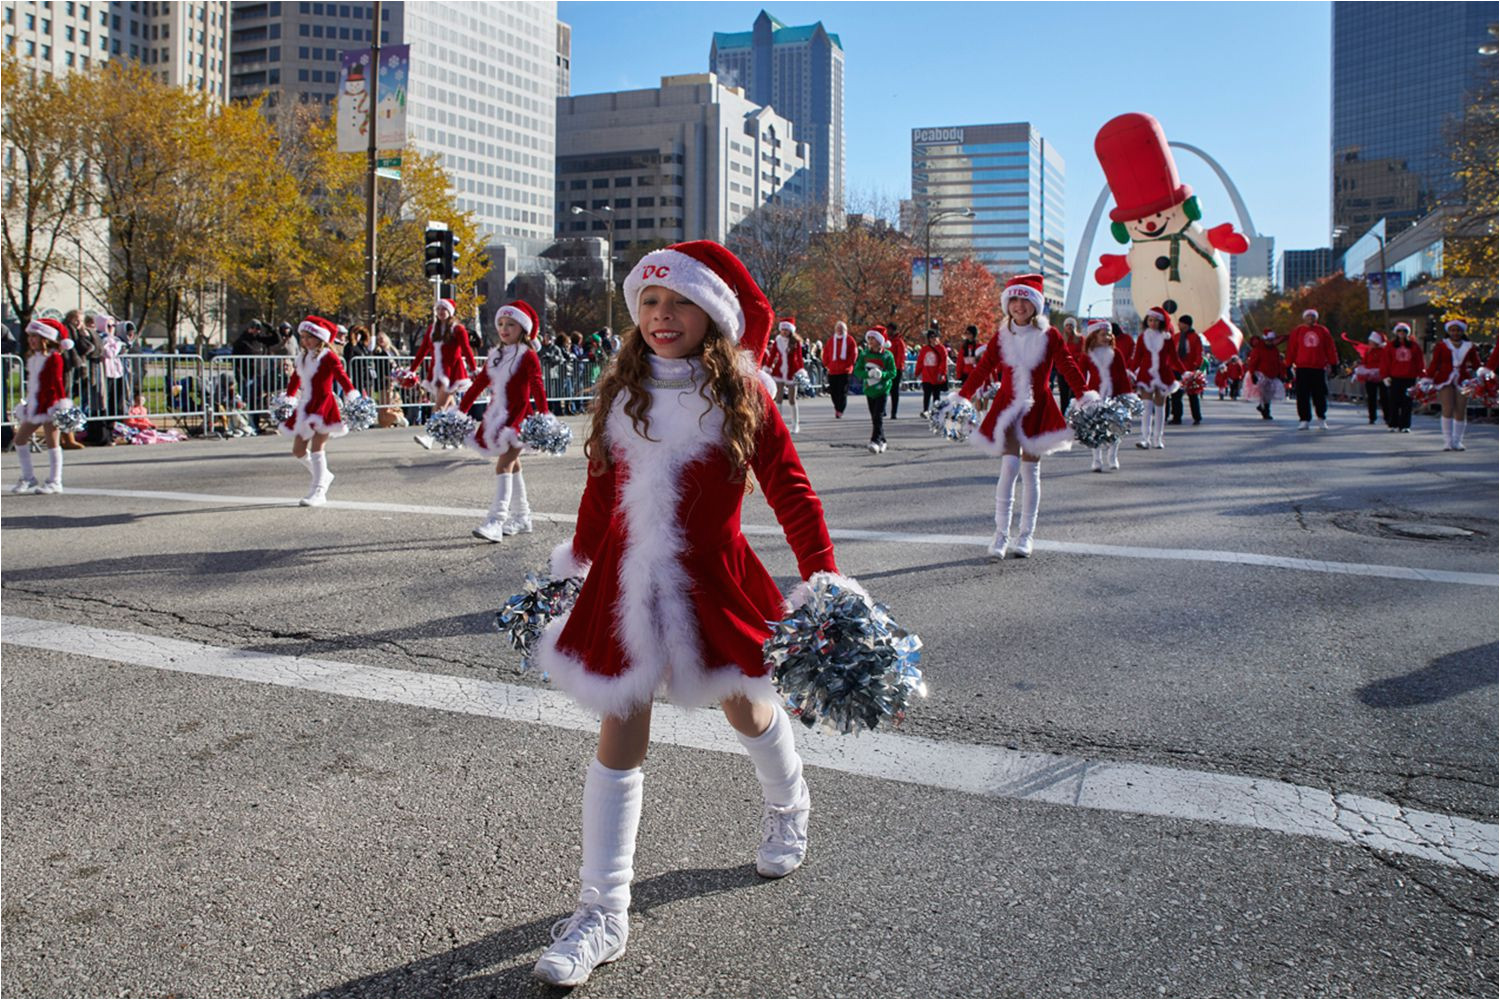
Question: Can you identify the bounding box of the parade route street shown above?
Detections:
[2,395,1496,997]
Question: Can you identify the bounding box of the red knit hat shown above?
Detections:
[623,241,771,355]
[495,300,539,336]
[297,315,339,343]
[1001,274,1047,314]
[1095,112,1193,223]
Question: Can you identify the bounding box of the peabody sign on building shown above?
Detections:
[913,127,965,146]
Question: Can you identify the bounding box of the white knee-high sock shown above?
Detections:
[510,470,530,519]
[489,472,513,522]
[789,394,800,429]
[995,455,1022,539]
[1108,440,1120,466]
[47,447,63,485]
[579,760,644,914]
[1091,445,1104,468]
[1454,417,1467,447]
[1141,402,1155,443]
[1441,416,1452,446]
[1017,460,1042,541]
[735,705,805,807]
[1153,404,1166,445]
[309,450,329,489]
[17,446,34,481]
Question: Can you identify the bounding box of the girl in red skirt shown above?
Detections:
[10,319,73,494]
[1076,318,1133,472]
[279,316,360,506]
[411,298,476,449]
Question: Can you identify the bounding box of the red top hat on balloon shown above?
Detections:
[1095,112,1193,223]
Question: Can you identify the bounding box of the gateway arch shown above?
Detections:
[1064,141,1259,317]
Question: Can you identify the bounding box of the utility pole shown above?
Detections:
[363,0,382,339]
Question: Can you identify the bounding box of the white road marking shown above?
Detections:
[4,614,1494,877]
[54,487,1500,588]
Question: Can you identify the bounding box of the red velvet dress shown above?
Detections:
[957,322,1089,456]
[280,348,355,439]
[1132,328,1185,394]
[1078,345,1132,399]
[410,324,476,396]
[458,343,548,456]
[1428,339,1478,387]
[536,356,838,718]
[764,336,806,382]
[16,351,68,423]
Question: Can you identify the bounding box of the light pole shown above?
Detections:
[571,205,615,333]
[921,206,973,333]
[1086,297,1112,319]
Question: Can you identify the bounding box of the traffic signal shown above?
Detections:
[423,223,453,280]
[449,233,464,284]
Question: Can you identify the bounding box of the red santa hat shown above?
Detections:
[1444,319,1468,333]
[297,315,339,343]
[1001,273,1047,314]
[1367,330,1385,344]
[435,298,457,317]
[623,241,771,357]
[1302,308,1319,319]
[494,299,539,335]
[1095,112,1193,222]
[863,325,888,346]
[777,317,797,334]
[1085,318,1112,337]
[1392,321,1412,335]
[26,318,68,344]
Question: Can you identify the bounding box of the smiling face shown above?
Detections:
[638,284,710,359]
[1446,326,1465,342]
[1006,297,1037,326]
[299,331,323,351]
[496,316,526,345]
[1126,203,1188,240]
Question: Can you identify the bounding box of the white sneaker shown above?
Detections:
[1153,440,1165,449]
[533,897,629,987]
[1297,421,1310,430]
[867,442,879,453]
[36,480,63,495]
[1012,535,1033,558]
[9,478,39,494]
[987,534,1009,561]
[1135,440,1151,450]
[1318,419,1329,430]
[472,519,506,542]
[756,780,810,878]
[501,514,533,536]
[299,486,327,507]
[413,433,434,450]
[878,442,888,453]
[1090,455,1103,472]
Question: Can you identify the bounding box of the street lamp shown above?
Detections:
[571,205,615,333]
[921,206,974,333]
[1086,297,1112,319]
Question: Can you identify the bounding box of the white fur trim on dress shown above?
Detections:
[495,304,534,334]
[1140,329,1181,394]
[969,322,1073,457]
[277,348,349,440]
[549,540,592,581]
[465,344,528,456]
[623,247,746,343]
[1438,340,1474,387]
[1087,345,1116,398]
[756,370,778,396]
[420,374,471,397]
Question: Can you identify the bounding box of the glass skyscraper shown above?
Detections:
[910,122,1065,305]
[1331,1,1494,250]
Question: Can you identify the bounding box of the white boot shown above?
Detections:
[474,473,512,542]
[1012,460,1041,557]
[1440,416,1454,450]
[504,470,534,535]
[1453,418,1467,451]
[1152,407,1166,449]
[37,447,65,494]
[12,445,39,493]
[533,761,639,987]
[1091,447,1104,472]
[1137,402,1155,449]
[789,396,800,435]
[1108,440,1121,470]
[300,451,331,506]
[737,707,810,878]
[989,455,1021,560]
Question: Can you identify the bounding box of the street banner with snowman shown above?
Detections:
[1092,112,1249,361]
[336,44,410,154]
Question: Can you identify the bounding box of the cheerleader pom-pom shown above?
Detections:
[494,571,582,672]
[1065,396,1126,448]
[390,366,419,390]
[424,409,476,448]
[1459,369,1497,405]
[1114,392,1145,418]
[270,392,296,425]
[764,572,926,736]
[973,381,999,412]
[343,393,378,432]
[51,405,87,433]
[1181,371,1207,396]
[519,412,572,455]
[793,368,818,398]
[929,395,979,442]
[1407,377,1439,407]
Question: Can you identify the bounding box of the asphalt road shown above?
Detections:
[2,393,1496,997]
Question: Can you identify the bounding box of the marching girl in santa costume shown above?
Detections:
[763,316,806,433]
[1077,318,1133,472]
[9,319,73,495]
[529,241,868,988]
[949,274,1093,560]
[457,300,549,541]
[410,297,477,450]
[280,316,361,507]
[822,320,858,419]
[1131,306,1183,449]
[1246,331,1287,420]
[1430,319,1479,452]
[1379,322,1424,434]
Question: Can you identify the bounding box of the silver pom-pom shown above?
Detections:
[494,571,583,672]
[343,394,378,432]
[793,368,818,398]
[270,392,296,425]
[1114,392,1145,417]
[1065,396,1131,447]
[763,574,926,735]
[929,395,979,442]
[519,412,572,455]
[50,405,87,433]
[425,408,476,448]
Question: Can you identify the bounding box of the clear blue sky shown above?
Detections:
[559,1,1332,309]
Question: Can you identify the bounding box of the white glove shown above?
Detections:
[345,388,361,400]
[1079,390,1102,405]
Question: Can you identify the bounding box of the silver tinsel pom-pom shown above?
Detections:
[494,571,582,672]
[1114,392,1145,417]
[929,395,979,441]
[342,394,378,432]
[519,412,572,455]
[51,405,87,433]
[425,409,476,448]
[270,392,296,425]
[1065,396,1130,448]
[793,368,818,398]
[763,574,926,735]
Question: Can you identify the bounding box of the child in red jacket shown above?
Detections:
[916,327,950,417]
[1379,322,1425,433]
[1286,308,1338,429]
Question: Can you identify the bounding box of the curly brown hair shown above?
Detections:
[584,323,763,480]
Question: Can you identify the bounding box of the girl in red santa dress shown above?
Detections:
[410,297,477,450]
[529,241,866,988]
[1077,318,1133,473]
[279,316,361,507]
[9,319,74,495]
[949,274,1093,560]
[1430,319,1479,452]
[762,316,805,433]
[1131,306,1183,449]
[1246,330,1288,421]
[457,300,549,541]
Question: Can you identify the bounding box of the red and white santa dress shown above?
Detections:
[10,318,74,494]
[458,300,550,539]
[279,315,358,506]
[1131,306,1184,449]
[1077,317,1133,472]
[823,320,858,417]
[1430,319,1479,451]
[951,274,1092,560]
[410,297,477,398]
[764,317,806,433]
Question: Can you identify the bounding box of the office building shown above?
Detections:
[555,18,568,96]
[1230,234,1275,320]
[909,122,1066,306]
[710,10,843,222]
[230,1,400,108]
[1279,248,1334,291]
[555,72,809,248]
[1331,1,1494,249]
